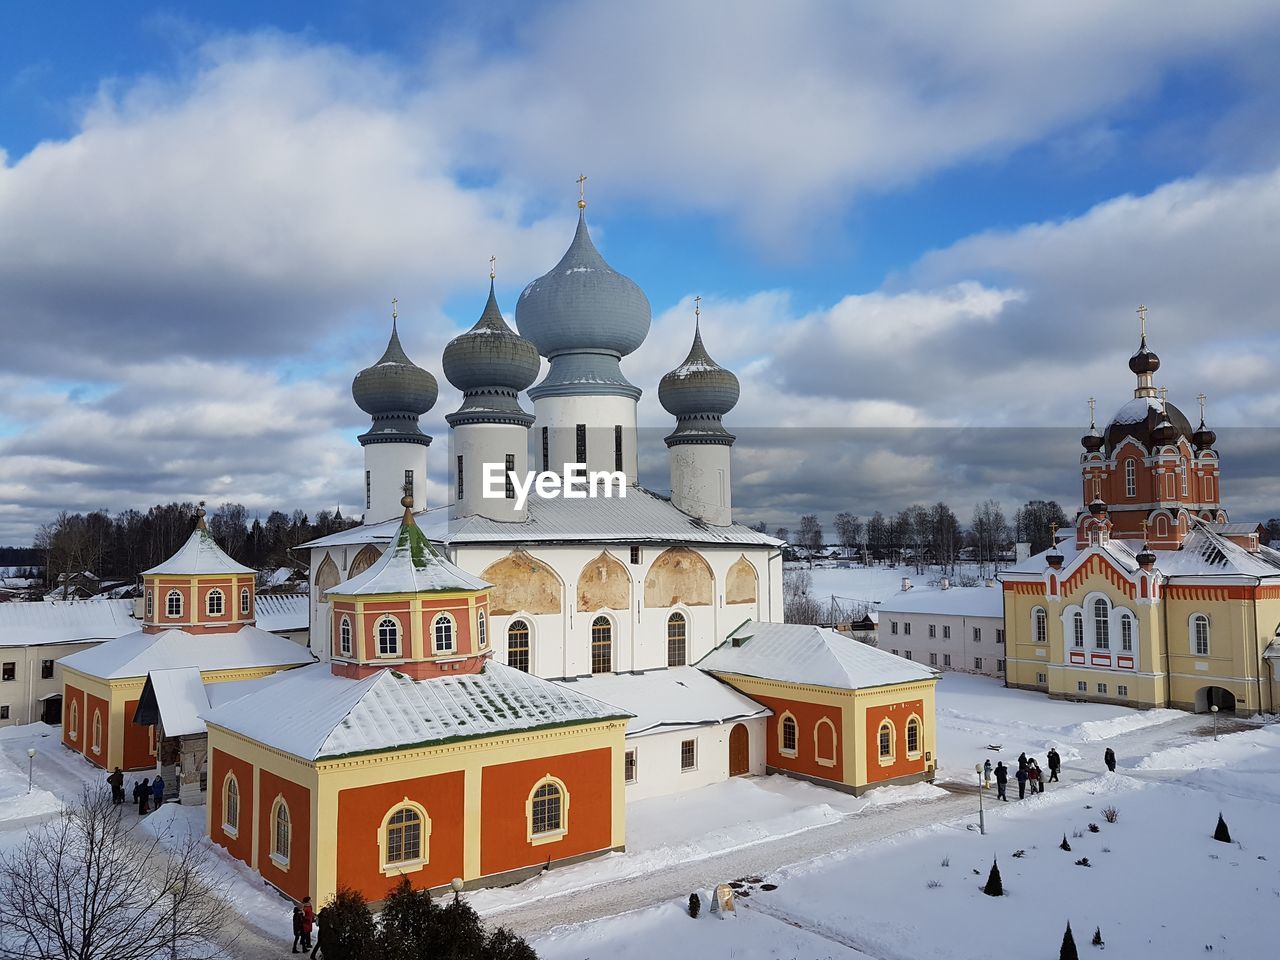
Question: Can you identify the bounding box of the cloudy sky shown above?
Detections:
[2,0,1279,544]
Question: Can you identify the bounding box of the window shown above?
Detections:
[404,469,414,497]
[974,657,983,670]
[1117,684,1129,697]
[41,659,54,679]
[1077,681,1088,693]
[780,714,798,756]
[1097,683,1108,695]
[166,590,183,619]
[1181,464,1188,497]
[928,624,936,638]
[996,628,1005,644]
[591,616,612,674]
[69,701,78,740]
[973,627,982,642]
[904,622,912,636]
[91,710,102,755]
[1093,599,1110,649]
[433,615,455,654]
[271,799,290,866]
[240,587,251,616]
[891,649,898,656]
[456,455,464,501]
[339,616,352,657]
[529,779,565,839]
[477,610,487,648]
[377,617,400,657]
[541,426,549,472]
[929,652,938,666]
[1073,611,1085,648]
[206,588,224,616]
[1033,607,1047,643]
[223,774,240,836]
[1037,672,1047,685]
[507,620,530,673]
[614,424,623,472]
[1,662,13,681]
[0,706,8,720]
[906,717,921,757]
[1192,614,1210,656]
[145,589,153,618]
[996,659,1006,672]
[943,625,951,639]
[943,654,951,667]
[575,423,587,464]
[496,454,513,500]
[1120,614,1134,652]
[680,738,697,771]
[384,805,426,867]
[877,721,894,762]
[365,470,371,510]
[624,749,637,784]
[666,612,687,667]
[904,650,912,661]
[890,621,898,635]
[1125,458,1137,498]
[629,546,641,565]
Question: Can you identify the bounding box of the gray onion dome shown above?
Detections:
[660,322,739,447]
[353,321,437,446]
[444,282,538,427]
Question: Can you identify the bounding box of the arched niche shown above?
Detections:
[481,550,563,615]
[644,546,713,607]
[348,544,382,578]
[315,553,340,594]
[577,551,631,612]
[725,555,758,606]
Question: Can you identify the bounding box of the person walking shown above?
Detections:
[107,767,124,805]
[309,906,328,959]
[1104,747,1117,772]
[994,761,1008,801]
[1015,763,1028,799]
[301,896,315,952]
[291,905,306,953]
[1028,759,1042,794]
[137,778,151,815]
[1047,747,1061,782]
[151,775,165,809]
[983,759,993,788]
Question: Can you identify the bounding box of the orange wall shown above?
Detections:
[480,747,614,877]
[62,683,86,753]
[335,770,466,901]
[210,748,256,868]
[753,693,845,784]
[83,690,111,769]
[122,699,153,770]
[257,770,312,903]
[865,699,927,784]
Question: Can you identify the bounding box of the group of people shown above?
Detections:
[984,748,1062,801]
[291,897,319,956]
[105,766,165,814]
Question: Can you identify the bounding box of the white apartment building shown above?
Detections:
[877,580,1006,678]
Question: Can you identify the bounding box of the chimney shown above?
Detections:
[984,578,995,588]
[940,576,951,591]
[901,577,912,592]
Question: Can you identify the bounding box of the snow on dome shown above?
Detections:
[443,282,539,427]
[328,514,489,597]
[144,527,255,576]
[352,322,438,442]
[659,325,740,419]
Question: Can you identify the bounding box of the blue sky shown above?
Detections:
[2,1,1279,543]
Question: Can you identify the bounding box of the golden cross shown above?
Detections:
[1159,386,1168,403]
[577,173,588,209]
[1137,304,1147,338]
[693,295,701,321]
[489,255,497,281]
[1197,393,1206,420]
[1088,396,1096,428]
[391,298,398,322]
[1050,521,1058,539]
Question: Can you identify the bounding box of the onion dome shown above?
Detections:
[1151,415,1178,446]
[1104,396,1192,455]
[1136,544,1157,567]
[516,208,652,401]
[1128,334,1161,375]
[1081,425,1104,452]
[1088,497,1108,518]
[659,311,739,447]
[443,281,539,427]
[353,317,437,447]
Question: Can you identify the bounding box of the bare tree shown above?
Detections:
[0,787,235,960]
[783,568,823,625]
[833,512,863,559]
[797,514,823,566]
[970,499,1010,578]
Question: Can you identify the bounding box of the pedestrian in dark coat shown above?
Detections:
[151,775,165,807]
[301,897,315,952]
[291,906,305,953]
[137,778,150,815]
[1028,760,1043,793]
[1015,764,1028,799]
[107,768,124,805]
[309,906,327,959]
[1047,747,1061,782]
[1104,747,1117,772]
[994,761,1008,801]
[1018,752,1028,772]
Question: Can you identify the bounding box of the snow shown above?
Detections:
[0,598,137,647]
[567,666,768,736]
[0,730,62,821]
[1111,395,1162,425]
[145,667,212,737]
[877,585,1003,618]
[58,624,314,679]
[328,517,489,596]
[143,527,255,576]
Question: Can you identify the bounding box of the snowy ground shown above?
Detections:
[800,562,988,606]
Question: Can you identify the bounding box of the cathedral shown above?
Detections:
[1002,314,1280,713]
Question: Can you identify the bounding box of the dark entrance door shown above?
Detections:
[729,723,750,776]
[41,694,63,725]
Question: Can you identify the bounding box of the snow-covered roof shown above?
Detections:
[252,594,309,634]
[203,660,630,761]
[876,586,1004,619]
[698,621,938,690]
[58,625,314,681]
[329,516,489,596]
[566,666,769,736]
[0,599,138,648]
[143,527,255,576]
[141,667,210,737]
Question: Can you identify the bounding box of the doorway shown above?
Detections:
[729,723,750,776]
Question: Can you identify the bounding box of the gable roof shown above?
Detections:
[252,594,310,634]
[135,667,210,737]
[202,660,631,761]
[144,527,255,576]
[698,620,937,690]
[0,599,138,648]
[58,625,314,681]
[566,666,769,736]
[328,516,489,596]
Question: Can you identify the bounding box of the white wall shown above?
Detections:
[877,611,1006,677]
[669,443,732,527]
[2,642,100,727]
[363,441,429,523]
[532,394,638,484]
[623,717,767,802]
[449,422,530,522]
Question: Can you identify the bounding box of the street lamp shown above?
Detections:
[1210,704,1219,741]
[974,763,986,836]
[26,747,35,793]
[450,876,465,903]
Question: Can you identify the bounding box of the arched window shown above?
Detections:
[69,700,79,741]
[1093,598,1110,649]
[814,718,837,766]
[779,713,798,757]
[206,588,224,616]
[339,616,352,657]
[1124,458,1137,498]
[145,589,153,619]
[528,778,568,841]
[591,616,612,674]
[91,710,102,755]
[666,612,687,667]
[1072,611,1084,648]
[1192,614,1210,657]
[906,716,922,757]
[431,614,454,654]
[476,610,487,648]
[383,804,428,869]
[877,720,894,762]
[271,798,290,866]
[1120,614,1134,652]
[240,587,251,616]
[507,620,530,673]
[223,774,240,836]
[166,590,183,619]
[1033,607,1047,643]
[376,617,400,657]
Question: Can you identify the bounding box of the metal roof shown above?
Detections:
[143,528,255,576]
[59,625,314,680]
[0,599,138,648]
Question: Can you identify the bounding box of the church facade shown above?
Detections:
[1001,319,1280,714]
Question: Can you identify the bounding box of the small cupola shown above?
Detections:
[352,304,439,447]
[1192,393,1217,449]
[443,273,539,428]
[659,299,740,447]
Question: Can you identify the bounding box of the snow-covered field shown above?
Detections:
[800,562,988,605]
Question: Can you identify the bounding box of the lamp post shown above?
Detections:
[1210,704,1219,741]
[450,876,465,903]
[26,747,35,793]
[974,763,986,835]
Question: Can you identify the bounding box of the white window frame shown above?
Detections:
[943,625,951,639]
[905,715,922,759]
[1073,611,1085,648]
[1190,613,1210,657]
[165,590,183,619]
[507,619,531,672]
[1125,458,1137,498]
[145,589,153,619]
[222,773,240,838]
[1033,606,1047,643]
[91,710,102,755]
[1097,683,1108,695]
[476,609,487,649]
[378,800,431,876]
[890,621,898,635]
[1120,614,1134,652]
[778,712,798,758]
[929,652,938,666]
[1093,598,1111,650]
[680,738,697,772]
[240,587,251,616]
[339,616,353,657]
[1117,684,1129,697]
[877,719,896,766]
[270,797,291,869]
[376,616,402,658]
[1077,681,1088,693]
[432,613,455,654]
[527,776,569,845]
[943,654,951,667]
[624,748,637,784]
[206,588,224,617]
[928,624,936,638]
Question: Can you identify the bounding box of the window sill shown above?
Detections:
[680,766,697,774]
[269,853,290,872]
[381,859,426,877]
[816,757,836,769]
[530,828,568,847]
[222,825,238,839]
[778,748,797,759]
[906,751,922,762]
[877,755,896,767]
